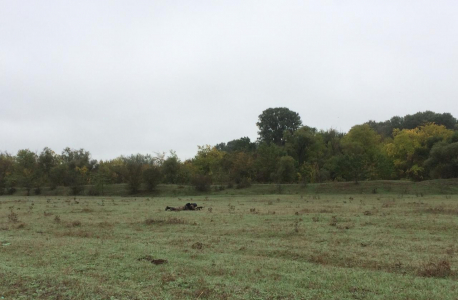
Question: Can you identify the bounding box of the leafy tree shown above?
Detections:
[0,152,14,194]
[284,126,326,165]
[256,107,302,146]
[93,162,112,195]
[37,147,58,178]
[341,124,383,180]
[253,143,285,182]
[221,151,254,185]
[318,128,344,157]
[15,149,39,195]
[191,174,211,192]
[367,111,457,138]
[161,151,181,184]
[215,137,256,153]
[384,123,453,180]
[59,148,96,194]
[49,164,69,189]
[192,145,225,182]
[424,142,458,179]
[275,156,297,183]
[143,166,161,191]
[122,154,153,194]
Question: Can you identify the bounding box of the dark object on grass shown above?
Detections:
[165,203,203,211]
[137,255,168,265]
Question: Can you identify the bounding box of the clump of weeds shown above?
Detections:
[418,259,455,278]
[72,220,82,227]
[8,209,19,223]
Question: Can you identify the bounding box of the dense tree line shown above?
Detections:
[1,108,457,195]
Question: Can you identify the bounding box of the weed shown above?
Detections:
[418,260,454,278]
[192,242,203,249]
[7,210,19,223]
[72,220,82,227]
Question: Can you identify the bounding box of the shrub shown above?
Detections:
[191,175,211,192]
[34,187,41,195]
[236,178,251,189]
[143,167,161,192]
[71,185,84,195]
[8,210,19,223]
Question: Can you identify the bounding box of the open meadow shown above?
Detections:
[1,193,457,299]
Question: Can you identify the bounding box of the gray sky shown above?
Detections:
[1,1,458,161]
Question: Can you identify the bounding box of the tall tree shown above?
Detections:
[256,107,302,146]
[0,152,14,194]
[15,149,39,195]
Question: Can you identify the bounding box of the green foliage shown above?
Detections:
[15,149,39,195]
[122,154,153,194]
[143,166,161,191]
[215,137,256,153]
[254,143,285,182]
[161,151,181,184]
[425,142,458,179]
[1,109,457,190]
[275,156,297,183]
[256,107,302,145]
[191,174,211,192]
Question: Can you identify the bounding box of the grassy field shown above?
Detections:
[1,193,457,299]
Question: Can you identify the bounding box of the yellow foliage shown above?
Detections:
[385,123,453,160]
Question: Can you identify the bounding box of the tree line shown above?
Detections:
[1,108,457,195]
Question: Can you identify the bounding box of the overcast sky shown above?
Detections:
[1,1,457,160]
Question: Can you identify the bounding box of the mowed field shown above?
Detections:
[1,193,457,299]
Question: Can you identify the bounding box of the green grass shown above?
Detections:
[1,193,457,299]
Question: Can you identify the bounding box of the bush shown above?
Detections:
[87,186,100,196]
[34,187,41,195]
[71,185,84,195]
[236,178,251,189]
[7,187,16,195]
[191,175,211,192]
[143,167,161,192]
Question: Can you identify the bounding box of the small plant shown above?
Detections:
[191,175,211,192]
[418,260,454,278]
[293,220,300,233]
[208,207,213,213]
[54,215,61,223]
[228,204,235,212]
[8,210,19,223]
[34,187,41,195]
[72,220,82,227]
